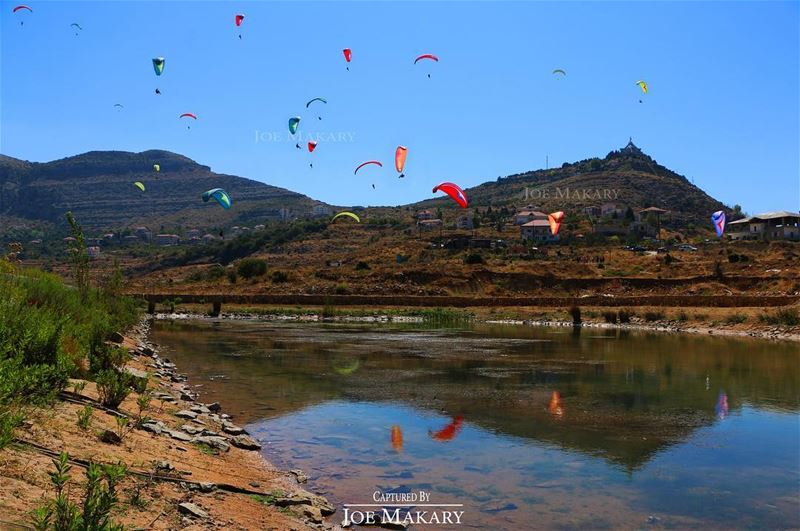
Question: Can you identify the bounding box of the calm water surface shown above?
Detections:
[152,319,800,530]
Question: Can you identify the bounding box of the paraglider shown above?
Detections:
[235,14,244,39]
[180,113,197,129]
[395,146,407,178]
[548,391,564,417]
[331,211,360,223]
[202,188,232,210]
[552,69,566,76]
[343,48,352,70]
[548,211,564,236]
[308,141,317,152]
[133,182,145,192]
[415,53,439,78]
[153,164,160,172]
[288,116,300,135]
[432,182,468,208]
[113,103,124,110]
[306,97,327,120]
[13,5,31,25]
[429,416,463,442]
[711,211,726,238]
[152,57,165,76]
[155,88,161,95]
[70,23,82,35]
[391,426,403,452]
[635,80,648,94]
[354,160,382,175]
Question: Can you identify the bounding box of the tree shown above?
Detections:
[65,212,90,300]
[624,206,635,222]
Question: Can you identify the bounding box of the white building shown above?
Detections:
[521,219,558,242]
[727,211,800,241]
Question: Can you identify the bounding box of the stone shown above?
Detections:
[141,421,164,435]
[249,481,260,488]
[155,460,175,472]
[176,410,198,420]
[180,393,195,402]
[221,423,245,436]
[296,505,323,524]
[207,402,222,412]
[181,424,202,435]
[190,405,210,414]
[290,469,308,484]
[194,436,230,452]
[230,434,261,451]
[166,430,193,442]
[140,346,155,356]
[109,332,125,344]
[99,430,122,445]
[198,482,217,493]
[178,502,208,519]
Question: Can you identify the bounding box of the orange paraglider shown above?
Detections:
[548,391,564,417]
[391,425,403,452]
[548,211,564,236]
[429,416,463,442]
[395,146,407,178]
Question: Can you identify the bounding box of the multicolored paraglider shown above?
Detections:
[307,141,317,152]
[548,211,564,236]
[354,160,382,175]
[152,57,165,76]
[429,416,463,442]
[133,182,145,192]
[342,48,352,70]
[711,211,726,238]
[395,146,407,178]
[331,211,360,223]
[201,188,232,210]
[13,5,32,25]
[414,53,439,78]
[288,116,300,135]
[432,182,468,208]
[391,425,403,452]
[635,80,648,103]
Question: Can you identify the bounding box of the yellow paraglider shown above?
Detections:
[636,80,648,94]
[133,181,145,192]
[331,211,360,223]
[153,164,160,172]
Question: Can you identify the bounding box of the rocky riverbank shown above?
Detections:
[0,317,338,530]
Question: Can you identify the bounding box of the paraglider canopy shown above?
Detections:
[70,22,82,30]
[711,211,726,238]
[342,48,352,62]
[331,211,360,223]
[202,188,232,210]
[133,182,145,192]
[414,53,439,64]
[395,146,408,176]
[635,80,648,94]
[153,164,160,172]
[288,117,301,135]
[354,160,383,175]
[552,69,566,76]
[308,141,317,152]
[306,97,327,108]
[179,113,197,119]
[235,14,244,26]
[152,57,165,76]
[432,182,468,208]
[548,211,564,236]
[13,5,32,12]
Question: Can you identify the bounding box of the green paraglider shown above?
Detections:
[202,188,232,210]
[133,181,145,192]
[152,57,165,76]
[288,117,300,135]
[331,211,360,223]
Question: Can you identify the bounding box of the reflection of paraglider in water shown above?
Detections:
[202,188,232,210]
[395,146,407,178]
[548,391,564,417]
[331,357,360,374]
[548,211,564,236]
[391,425,403,452]
[429,416,463,441]
[716,391,729,420]
[432,182,468,208]
[711,211,726,238]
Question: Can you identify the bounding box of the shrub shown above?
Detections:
[725,313,747,324]
[355,261,370,271]
[602,311,618,324]
[568,306,582,325]
[206,264,226,281]
[334,284,349,295]
[95,370,132,409]
[76,405,93,430]
[237,258,267,279]
[759,308,799,327]
[271,270,288,283]
[644,311,665,322]
[676,311,689,322]
[618,309,632,323]
[465,253,484,265]
[226,270,238,284]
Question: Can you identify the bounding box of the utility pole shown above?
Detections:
[546,155,549,170]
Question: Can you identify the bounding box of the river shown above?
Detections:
[152,319,800,530]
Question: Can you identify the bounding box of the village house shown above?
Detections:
[155,234,180,246]
[514,205,548,225]
[520,219,558,242]
[600,202,625,218]
[417,209,435,221]
[418,219,443,231]
[311,204,332,217]
[186,228,201,239]
[134,226,152,242]
[582,206,601,218]
[87,246,101,259]
[727,211,800,241]
[456,212,474,230]
[201,234,217,243]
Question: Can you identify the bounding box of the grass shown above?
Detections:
[250,491,285,506]
[759,308,800,327]
[725,313,748,325]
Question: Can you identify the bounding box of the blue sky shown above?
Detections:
[2,1,798,214]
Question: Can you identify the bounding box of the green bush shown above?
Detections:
[759,308,799,327]
[725,313,747,324]
[76,405,93,430]
[95,370,132,409]
[237,258,267,279]
[618,309,632,323]
[271,270,288,283]
[334,284,349,295]
[465,253,484,265]
[226,270,238,284]
[602,311,618,324]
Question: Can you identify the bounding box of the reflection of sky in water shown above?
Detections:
[254,401,799,529]
[154,321,800,529]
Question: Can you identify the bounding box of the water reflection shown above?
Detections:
[153,319,800,529]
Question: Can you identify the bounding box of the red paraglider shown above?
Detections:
[235,14,244,26]
[548,211,564,236]
[354,160,382,175]
[414,53,439,64]
[429,416,463,442]
[308,141,317,152]
[343,48,352,62]
[179,113,198,120]
[432,182,468,208]
[13,5,32,12]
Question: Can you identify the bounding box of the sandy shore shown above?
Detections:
[0,318,338,530]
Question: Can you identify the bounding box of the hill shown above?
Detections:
[0,150,324,230]
[409,140,727,225]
